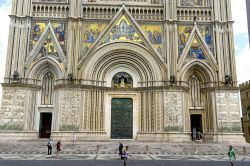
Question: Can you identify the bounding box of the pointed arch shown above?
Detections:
[25,22,67,68]
[178,25,217,72]
[28,57,65,80]
[178,60,215,84]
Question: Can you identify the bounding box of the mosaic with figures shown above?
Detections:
[102,15,143,45]
[178,25,213,60]
[141,24,163,55]
[82,22,107,54]
[30,21,66,54]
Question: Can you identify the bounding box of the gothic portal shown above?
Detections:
[0,0,245,142]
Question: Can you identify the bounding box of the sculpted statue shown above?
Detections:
[170,75,176,85]
[13,71,19,81]
[225,75,233,86]
[68,73,73,82]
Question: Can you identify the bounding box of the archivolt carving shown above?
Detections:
[28,57,65,80]
[178,60,215,84]
[79,42,166,85]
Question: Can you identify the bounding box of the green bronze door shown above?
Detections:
[111,98,133,139]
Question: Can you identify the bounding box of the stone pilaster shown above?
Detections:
[67,19,82,78]
[4,0,32,79]
[164,0,178,78]
[213,0,236,83]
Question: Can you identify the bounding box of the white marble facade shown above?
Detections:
[0,0,245,142]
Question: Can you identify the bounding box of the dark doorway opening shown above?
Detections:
[111,98,133,139]
[39,113,52,138]
[190,114,202,141]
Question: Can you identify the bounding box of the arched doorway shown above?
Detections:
[39,72,54,138]
[188,74,205,141]
[111,72,133,139]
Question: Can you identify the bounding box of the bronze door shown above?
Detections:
[111,98,133,139]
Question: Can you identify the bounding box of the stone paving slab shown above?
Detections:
[1,153,250,162]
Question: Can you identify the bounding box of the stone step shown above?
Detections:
[0,141,249,155]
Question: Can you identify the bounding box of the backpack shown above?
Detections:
[47,141,51,147]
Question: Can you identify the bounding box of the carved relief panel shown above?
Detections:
[0,90,26,130]
[164,92,183,131]
[216,92,242,132]
[60,90,80,131]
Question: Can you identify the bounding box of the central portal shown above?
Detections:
[111,98,133,139]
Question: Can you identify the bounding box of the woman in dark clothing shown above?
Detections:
[56,141,62,158]
[118,141,124,159]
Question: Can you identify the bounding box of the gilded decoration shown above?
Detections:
[112,72,133,88]
[178,25,214,60]
[82,22,107,53]
[30,22,46,50]
[141,24,163,55]
[0,90,26,130]
[30,22,66,52]
[34,35,59,62]
[102,15,143,45]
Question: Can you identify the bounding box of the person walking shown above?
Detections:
[56,141,62,158]
[73,132,77,146]
[228,145,236,166]
[123,146,129,166]
[47,139,52,155]
[118,141,124,159]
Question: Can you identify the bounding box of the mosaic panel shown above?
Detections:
[178,25,214,59]
[30,21,66,53]
[186,36,207,61]
[30,22,47,50]
[82,22,107,53]
[52,22,66,51]
[102,15,143,45]
[141,24,163,55]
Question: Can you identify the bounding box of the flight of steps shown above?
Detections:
[0,140,249,156]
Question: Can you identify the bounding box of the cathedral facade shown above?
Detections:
[0,0,245,142]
